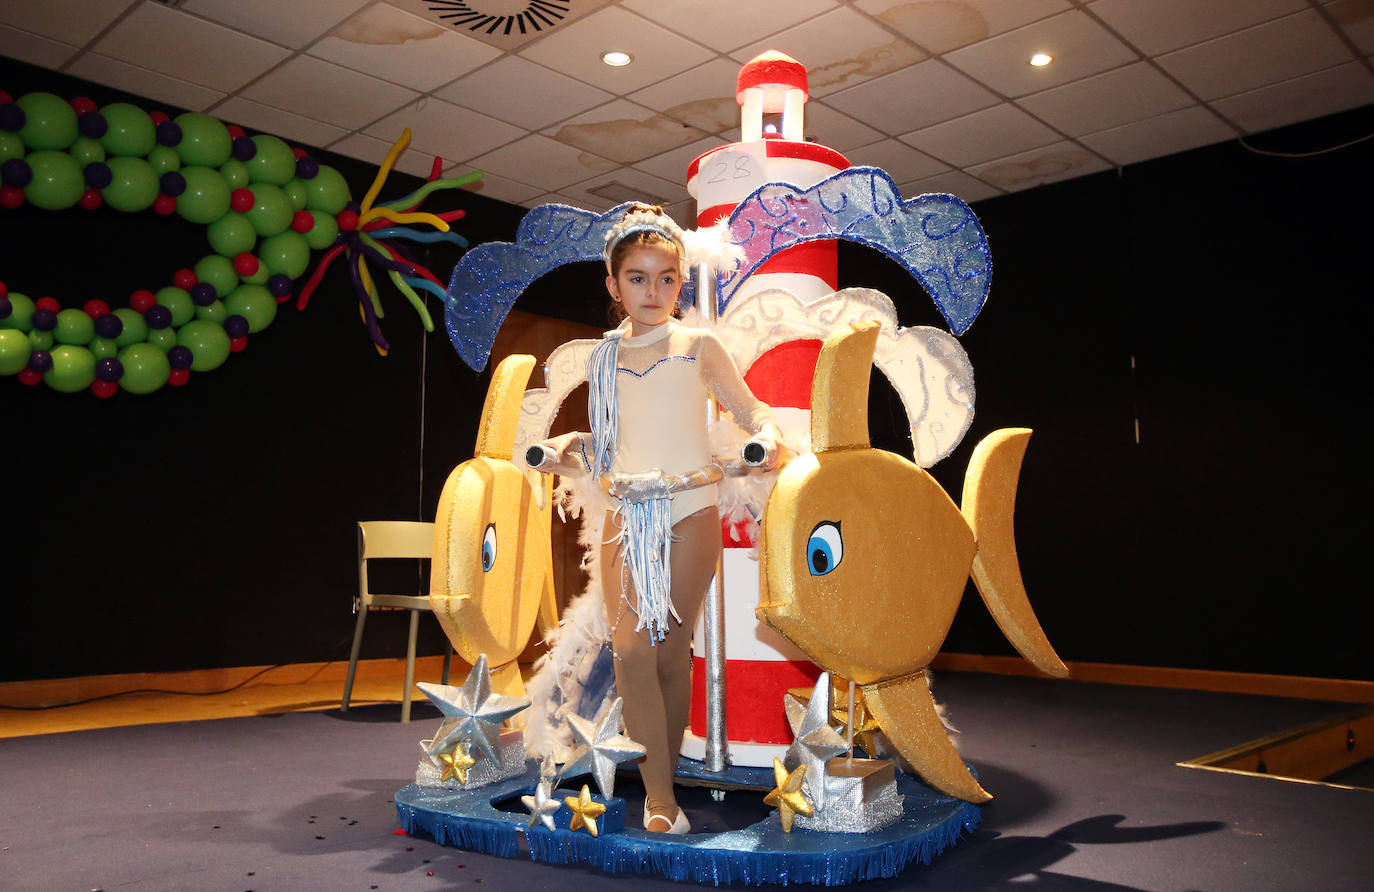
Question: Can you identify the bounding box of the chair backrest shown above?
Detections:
[357,521,435,607]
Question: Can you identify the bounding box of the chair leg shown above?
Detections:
[342,607,369,712]
[402,609,419,723]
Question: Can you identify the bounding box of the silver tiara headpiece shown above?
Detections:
[603,207,685,270]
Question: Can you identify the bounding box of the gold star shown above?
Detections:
[564,784,607,837]
[437,740,476,784]
[763,757,813,833]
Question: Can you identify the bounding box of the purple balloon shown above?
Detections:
[144,305,173,329]
[159,171,187,197]
[84,161,113,188]
[94,313,124,339]
[167,345,193,370]
[78,111,108,139]
[231,136,257,161]
[267,274,293,298]
[189,282,217,306]
[0,296,11,320]
[155,120,182,147]
[28,350,53,373]
[1,158,32,188]
[0,103,24,132]
[223,314,250,339]
[31,308,57,332]
[96,357,124,382]
[295,156,319,180]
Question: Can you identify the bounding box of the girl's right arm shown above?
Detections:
[529,431,594,474]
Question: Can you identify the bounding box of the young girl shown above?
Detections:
[539,204,781,833]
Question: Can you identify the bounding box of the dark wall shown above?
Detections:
[4,52,1370,683]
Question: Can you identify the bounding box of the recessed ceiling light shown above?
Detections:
[1029,52,1053,67]
[602,50,632,67]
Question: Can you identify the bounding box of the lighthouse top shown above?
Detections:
[736,51,809,111]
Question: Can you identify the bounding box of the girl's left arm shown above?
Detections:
[696,331,785,467]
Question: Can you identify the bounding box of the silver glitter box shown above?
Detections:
[416,729,527,790]
[794,757,904,833]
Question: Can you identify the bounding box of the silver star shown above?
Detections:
[520,778,562,832]
[418,654,529,763]
[784,672,847,811]
[560,697,645,798]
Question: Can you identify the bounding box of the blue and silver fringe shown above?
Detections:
[586,332,622,477]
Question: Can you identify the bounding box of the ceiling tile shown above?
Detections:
[899,103,1060,166]
[854,0,1071,55]
[826,59,1000,134]
[1209,62,1374,134]
[545,99,712,165]
[90,3,290,92]
[0,24,78,70]
[241,55,420,131]
[1156,9,1357,100]
[0,0,134,47]
[1087,0,1307,56]
[558,166,688,213]
[517,6,714,94]
[965,140,1111,192]
[213,97,349,150]
[443,166,545,206]
[845,138,949,183]
[65,54,225,112]
[466,133,617,193]
[899,169,1005,204]
[1078,106,1235,166]
[628,59,744,135]
[366,97,525,164]
[436,56,613,130]
[181,0,369,49]
[943,9,1138,98]
[328,131,436,179]
[801,100,885,151]
[530,192,583,210]
[407,0,611,51]
[631,137,724,186]
[730,6,927,96]
[623,0,839,53]
[308,3,500,92]
[1017,62,1194,136]
[1326,0,1374,55]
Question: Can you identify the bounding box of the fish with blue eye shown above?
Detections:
[428,354,559,700]
[757,321,1068,804]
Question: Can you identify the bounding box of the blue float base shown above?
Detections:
[395,759,981,886]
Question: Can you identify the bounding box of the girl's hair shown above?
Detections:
[604,203,685,277]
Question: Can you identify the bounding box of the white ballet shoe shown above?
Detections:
[642,798,690,834]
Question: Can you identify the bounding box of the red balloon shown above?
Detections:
[130,289,156,312]
[36,296,60,313]
[291,147,307,159]
[291,209,314,233]
[84,299,111,318]
[230,335,248,353]
[230,187,254,213]
[172,268,197,290]
[0,185,23,209]
[149,111,170,125]
[91,379,118,399]
[0,281,7,298]
[70,96,98,115]
[18,368,43,386]
[233,252,259,277]
[168,367,190,387]
[337,209,359,232]
[79,187,103,210]
[153,193,177,216]
[226,124,245,139]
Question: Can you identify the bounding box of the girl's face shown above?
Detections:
[606,244,682,334]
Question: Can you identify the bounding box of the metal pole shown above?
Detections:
[698,262,730,775]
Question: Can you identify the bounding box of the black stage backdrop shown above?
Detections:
[2,55,1370,683]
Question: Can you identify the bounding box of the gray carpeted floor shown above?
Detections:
[2,672,1370,891]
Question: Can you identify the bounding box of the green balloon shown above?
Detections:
[207,212,257,257]
[176,319,231,371]
[69,136,107,166]
[282,178,308,211]
[28,329,54,351]
[173,113,231,167]
[146,145,181,176]
[146,327,178,352]
[259,230,310,279]
[54,308,95,346]
[156,286,195,327]
[118,343,169,394]
[90,337,119,359]
[223,284,277,333]
[244,183,293,237]
[240,261,269,286]
[113,308,148,347]
[194,299,226,323]
[305,164,350,215]
[44,345,96,393]
[0,293,34,331]
[0,132,23,162]
[220,158,249,189]
[194,254,239,298]
[100,103,156,157]
[302,211,339,250]
[18,92,78,150]
[175,166,231,224]
[102,156,159,212]
[0,329,31,375]
[244,134,296,186]
[23,150,85,210]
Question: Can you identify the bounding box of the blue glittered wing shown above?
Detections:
[718,167,991,334]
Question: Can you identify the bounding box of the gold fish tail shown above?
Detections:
[962,428,1069,678]
[861,673,991,803]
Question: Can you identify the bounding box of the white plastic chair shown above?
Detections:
[341,521,452,722]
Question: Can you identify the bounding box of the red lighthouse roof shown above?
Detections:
[736,51,809,112]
